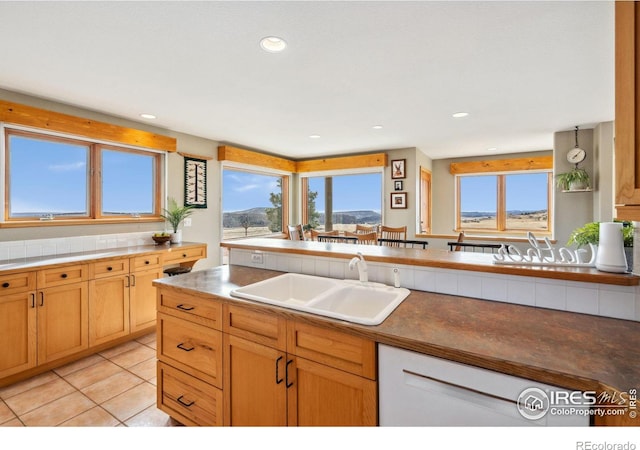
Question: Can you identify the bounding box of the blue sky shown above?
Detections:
[460,173,548,212]
[10,135,154,215]
[222,170,382,213]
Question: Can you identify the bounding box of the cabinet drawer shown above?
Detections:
[157,361,223,426]
[158,289,222,329]
[37,264,88,288]
[163,245,206,264]
[132,254,162,271]
[90,258,130,279]
[0,271,36,295]
[158,313,222,388]
[223,303,287,351]
[287,321,376,379]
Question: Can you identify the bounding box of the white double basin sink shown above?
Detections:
[230,273,410,326]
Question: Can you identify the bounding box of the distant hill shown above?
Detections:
[223,207,382,227]
[461,209,547,218]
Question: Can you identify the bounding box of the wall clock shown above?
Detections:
[566,147,586,165]
[184,156,207,208]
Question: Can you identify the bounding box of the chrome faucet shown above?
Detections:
[349,252,368,283]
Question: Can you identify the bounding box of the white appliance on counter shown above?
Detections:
[378,344,589,426]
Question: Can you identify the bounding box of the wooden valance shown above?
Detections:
[449,155,553,175]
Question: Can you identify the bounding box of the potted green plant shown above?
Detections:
[568,221,633,270]
[161,197,195,244]
[555,167,591,191]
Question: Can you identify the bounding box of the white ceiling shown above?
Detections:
[0,1,614,160]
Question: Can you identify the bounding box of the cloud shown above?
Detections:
[48,161,86,172]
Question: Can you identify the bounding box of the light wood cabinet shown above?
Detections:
[37,281,89,364]
[129,265,163,333]
[156,286,377,427]
[156,288,224,426]
[222,303,377,426]
[615,1,640,220]
[0,289,37,379]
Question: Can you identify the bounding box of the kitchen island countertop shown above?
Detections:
[154,264,640,407]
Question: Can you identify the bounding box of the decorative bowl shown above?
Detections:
[152,235,171,245]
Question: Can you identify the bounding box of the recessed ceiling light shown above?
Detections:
[140,113,156,120]
[309,134,321,139]
[487,147,497,152]
[452,112,469,118]
[260,36,287,53]
[372,125,383,129]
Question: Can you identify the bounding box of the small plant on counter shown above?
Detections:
[568,221,634,247]
[161,197,195,233]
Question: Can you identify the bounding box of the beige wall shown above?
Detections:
[0,89,221,269]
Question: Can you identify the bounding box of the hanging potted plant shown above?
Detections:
[555,167,591,191]
[160,197,195,244]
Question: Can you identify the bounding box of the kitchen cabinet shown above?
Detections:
[89,254,163,346]
[36,264,89,364]
[615,1,640,220]
[155,287,377,427]
[223,304,377,426]
[0,272,37,379]
[157,288,224,426]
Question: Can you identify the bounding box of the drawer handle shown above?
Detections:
[145,260,150,265]
[61,273,68,279]
[31,293,35,308]
[275,356,284,384]
[107,266,113,271]
[177,343,195,352]
[176,304,195,311]
[177,395,194,407]
[182,254,187,258]
[2,282,9,288]
[285,359,294,388]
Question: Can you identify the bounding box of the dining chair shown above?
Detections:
[355,224,378,235]
[315,229,341,242]
[287,224,304,241]
[379,225,407,247]
[345,231,378,245]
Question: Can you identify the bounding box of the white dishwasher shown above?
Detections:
[378,344,588,426]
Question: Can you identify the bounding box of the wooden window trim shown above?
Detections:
[449,155,553,175]
[420,167,432,234]
[3,128,164,226]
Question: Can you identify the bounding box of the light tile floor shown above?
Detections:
[0,332,180,427]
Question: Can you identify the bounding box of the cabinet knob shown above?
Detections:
[145,260,150,265]
[2,282,9,288]
[182,254,187,258]
[107,266,113,271]
[60,273,68,279]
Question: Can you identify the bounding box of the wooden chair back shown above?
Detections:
[355,224,378,234]
[454,231,465,251]
[379,225,407,246]
[345,231,378,245]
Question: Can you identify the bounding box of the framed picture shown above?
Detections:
[390,192,407,209]
[184,156,207,208]
[391,159,406,179]
[394,180,403,191]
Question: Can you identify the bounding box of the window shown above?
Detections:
[301,172,382,232]
[419,167,431,234]
[4,128,162,222]
[456,171,551,233]
[222,167,289,239]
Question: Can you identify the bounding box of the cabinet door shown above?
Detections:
[89,275,130,346]
[287,356,377,426]
[223,334,287,426]
[615,1,640,218]
[0,291,37,379]
[37,282,89,364]
[130,267,163,333]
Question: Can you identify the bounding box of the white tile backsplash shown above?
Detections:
[206,248,640,322]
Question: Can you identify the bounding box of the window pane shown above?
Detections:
[102,149,156,215]
[505,173,549,230]
[222,169,283,239]
[8,134,88,217]
[307,173,382,232]
[460,175,497,230]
